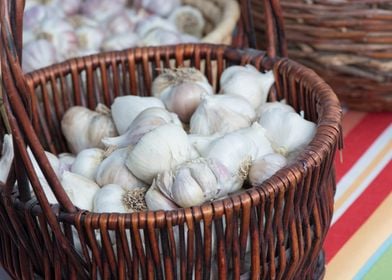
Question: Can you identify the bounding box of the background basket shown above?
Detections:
[252,0,392,112]
[0,0,342,279]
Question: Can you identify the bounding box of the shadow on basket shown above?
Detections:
[0,0,342,279]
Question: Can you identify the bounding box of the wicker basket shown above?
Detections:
[252,0,392,112]
[0,0,342,279]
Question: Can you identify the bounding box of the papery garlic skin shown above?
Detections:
[135,0,180,17]
[258,108,316,156]
[136,15,178,37]
[248,153,287,187]
[141,28,183,47]
[190,95,256,136]
[93,184,147,213]
[61,104,118,154]
[61,171,100,211]
[0,135,14,184]
[220,65,274,109]
[257,99,295,117]
[145,181,178,211]
[125,124,193,184]
[95,148,147,190]
[105,11,136,35]
[111,96,165,134]
[71,148,105,180]
[75,25,105,52]
[81,0,127,22]
[187,133,222,156]
[168,5,205,38]
[102,107,182,149]
[101,33,140,51]
[58,153,76,173]
[22,39,58,73]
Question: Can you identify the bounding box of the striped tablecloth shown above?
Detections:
[324,111,392,280]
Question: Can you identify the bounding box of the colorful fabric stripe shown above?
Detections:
[325,111,392,279]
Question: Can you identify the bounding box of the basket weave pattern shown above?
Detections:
[0,0,342,279]
[252,0,392,111]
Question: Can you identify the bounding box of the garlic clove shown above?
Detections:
[187,133,222,156]
[145,181,178,211]
[111,96,165,135]
[189,95,256,136]
[71,148,105,180]
[258,108,316,156]
[58,153,76,173]
[75,25,105,52]
[81,0,128,22]
[101,32,140,52]
[105,11,137,35]
[102,107,182,149]
[61,171,100,211]
[134,0,181,17]
[135,15,178,37]
[61,104,118,154]
[93,184,147,213]
[168,5,205,38]
[125,123,194,184]
[257,99,295,118]
[248,153,287,187]
[141,28,183,47]
[22,39,58,73]
[95,148,147,190]
[0,135,14,184]
[219,64,260,87]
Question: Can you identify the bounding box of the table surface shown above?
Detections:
[324,110,392,280]
[1,111,391,279]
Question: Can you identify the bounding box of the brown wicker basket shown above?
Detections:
[0,0,342,279]
[252,0,392,112]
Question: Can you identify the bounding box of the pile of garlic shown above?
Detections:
[22,0,205,72]
[0,65,317,214]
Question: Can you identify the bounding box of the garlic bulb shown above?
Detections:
[111,96,165,134]
[37,18,79,60]
[81,0,127,22]
[58,153,76,172]
[93,184,147,213]
[168,6,205,38]
[187,133,222,155]
[201,123,274,193]
[248,153,287,187]
[258,108,317,156]
[135,15,178,37]
[105,11,136,35]
[134,0,180,17]
[75,25,105,52]
[71,148,105,180]
[125,123,194,184]
[220,65,274,109]
[141,28,183,47]
[145,182,178,211]
[95,148,147,189]
[101,33,140,51]
[61,171,100,211]
[0,135,14,184]
[22,39,58,73]
[102,107,182,149]
[23,4,52,31]
[189,95,256,136]
[257,99,295,117]
[61,104,118,154]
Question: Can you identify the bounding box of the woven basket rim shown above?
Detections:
[21,43,342,228]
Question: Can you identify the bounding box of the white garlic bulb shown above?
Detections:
[61,104,118,154]
[37,18,79,60]
[201,123,274,193]
[58,153,76,173]
[61,171,100,211]
[0,135,14,184]
[135,15,178,37]
[93,184,147,213]
[71,148,105,180]
[134,0,180,17]
[187,133,222,156]
[102,107,182,149]
[81,0,127,22]
[141,28,183,47]
[248,153,287,187]
[257,99,295,117]
[111,96,164,135]
[258,108,316,156]
[125,123,194,184]
[75,25,105,52]
[220,65,274,109]
[101,33,140,51]
[22,39,58,73]
[145,181,178,211]
[105,11,136,35]
[189,95,256,136]
[168,5,205,38]
[95,148,147,189]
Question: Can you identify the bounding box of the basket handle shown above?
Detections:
[238,0,287,58]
